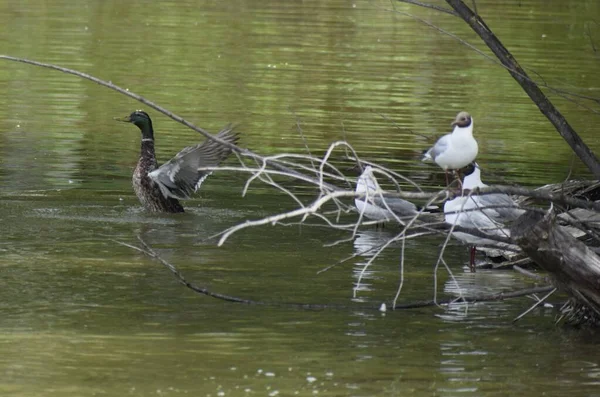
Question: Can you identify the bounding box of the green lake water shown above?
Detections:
[1,0,600,396]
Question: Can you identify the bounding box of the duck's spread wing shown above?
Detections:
[423,133,450,161]
[149,125,239,200]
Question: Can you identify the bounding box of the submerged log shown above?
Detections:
[511,210,600,326]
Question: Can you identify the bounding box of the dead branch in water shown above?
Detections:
[116,236,555,311]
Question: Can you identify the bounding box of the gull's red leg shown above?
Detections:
[469,246,476,272]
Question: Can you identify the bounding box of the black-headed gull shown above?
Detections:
[462,162,524,222]
[444,164,521,271]
[423,111,478,184]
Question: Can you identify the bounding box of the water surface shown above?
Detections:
[1,0,600,396]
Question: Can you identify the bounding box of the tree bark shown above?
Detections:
[511,210,600,324]
[445,0,600,179]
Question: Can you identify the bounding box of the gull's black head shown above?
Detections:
[348,162,366,176]
[451,111,472,128]
[462,161,478,177]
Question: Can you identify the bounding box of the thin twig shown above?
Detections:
[371,109,432,141]
[393,285,555,309]
[513,265,544,280]
[0,55,241,151]
[513,288,557,323]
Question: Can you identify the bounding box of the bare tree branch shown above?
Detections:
[116,237,554,312]
[513,288,557,323]
[388,4,600,110]
[392,285,555,309]
[0,55,351,193]
[444,0,600,177]
[116,238,264,305]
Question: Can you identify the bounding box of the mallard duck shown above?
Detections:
[116,110,239,213]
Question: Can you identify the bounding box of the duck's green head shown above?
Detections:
[115,110,154,138]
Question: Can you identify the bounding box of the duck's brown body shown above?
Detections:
[133,139,185,213]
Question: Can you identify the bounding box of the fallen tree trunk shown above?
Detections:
[511,210,600,326]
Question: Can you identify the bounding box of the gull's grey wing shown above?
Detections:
[422,133,450,161]
[149,125,239,200]
[478,194,524,222]
[446,197,506,235]
[371,196,418,216]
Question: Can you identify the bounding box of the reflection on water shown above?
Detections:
[353,229,395,258]
[1,0,600,395]
[352,230,391,296]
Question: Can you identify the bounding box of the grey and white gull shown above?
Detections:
[444,163,522,271]
[461,162,524,223]
[423,111,478,184]
[354,165,419,223]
